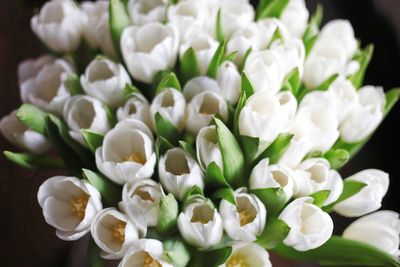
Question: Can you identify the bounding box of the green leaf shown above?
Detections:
[251,188,288,217]
[3,151,65,170]
[179,47,201,84]
[315,73,339,91]
[155,72,181,94]
[205,162,229,188]
[385,88,400,116]
[268,27,284,48]
[87,238,104,267]
[310,190,331,207]
[155,136,174,158]
[16,104,48,135]
[241,136,269,166]
[302,5,323,56]
[155,112,180,145]
[257,0,290,20]
[109,0,131,61]
[324,180,367,212]
[203,247,233,267]
[212,187,236,205]
[282,68,301,95]
[215,8,225,43]
[81,130,104,153]
[104,105,117,127]
[224,51,238,62]
[214,118,245,186]
[207,41,227,79]
[163,238,190,267]
[179,140,196,159]
[324,149,349,170]
[67,74,83,96]
[239,47,252,73]
[256,133,293,165]
[348,44,374,89]
[274,236,400,266]
[233,92,247,137]
[82,169,122,207]
[157,193,179,235]
[183,185,204,208]
[241,72,254,98]
[256,218,290,249]
[123,83,140,99]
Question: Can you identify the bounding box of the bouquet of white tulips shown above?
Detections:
[2,0,400,266]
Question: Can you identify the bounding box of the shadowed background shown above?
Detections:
[0,0,399,266]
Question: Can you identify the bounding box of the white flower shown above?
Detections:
[220,188,266,241]
[217,61,241,104]
[328,76,359,123]
[196,125,223,171]
[158,148,204,200]
[219,1,255,38]
[279,197,333,251]
[333,169,389,217]
[116,93,152,128]
[81,1,117,59]
[37,176,102,241]
[118,239,173,267]
[63,95,110,145]
[120,179,164,227]
[256,18,290,44]
[121,23,179,83]
[183,76,221,102]
[19,57,75,115]
[91,208,140,259]
[340,85,386,143]
[323,170,344,206]
[221,243,272,267]
[244,50,286,94]
[150,88,187,131]
[270,38,306,77]
[342,210,400,258]
[280,0,309,38]
[80,58,131,108]
[249,159,295,201]
[186,91,228,135]
[128,0,167,26]
[278,136,312,168]
[177,196,223,248]
[0,110,51,155]
[95,119,156,185]
[31,0,83,53]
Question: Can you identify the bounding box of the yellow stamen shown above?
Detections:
[143,252,162,267]
[238,209,253,226]
[112,221,127,244]
[135,188,154,201]
[227,254,248,267]
[70,195,89,220]
[124,153,146,164]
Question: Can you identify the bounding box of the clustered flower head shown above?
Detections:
[2,0,400,266]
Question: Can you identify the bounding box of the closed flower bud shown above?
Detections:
[196,125,223,171]
[128,0,167,26]
[37,176,102,241]
[31,0,84,53]
[279,197,333,251]
[183,76,221,102]
[222,243,272,267]
[18,55,54,85]
[328,76,359,123]
[121,23,179,83]
[270,38,305,77]
[219,1,255,38]
[217,61,241,104]
[95,119,156,185]
[220,188,266,241]
[177,196,223,248]
[0,110,51,155]
[334,169,389,217]
[116,93,152,129]
[323,170,344,206]
[91,208,140,259]
[158,148,204,200]
[280,0,309,38]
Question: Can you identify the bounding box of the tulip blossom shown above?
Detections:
[280,0,309,38]
[127,0,167,26]
[183,76,221,102]
[217,61,241,104]
[328,76,359,123]
[116,93,152,129]
[219,1,255,38]
[270,38,305,77]
[222,243,272,267]
[196,125,223,171]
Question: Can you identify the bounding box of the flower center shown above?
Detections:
[124,153,146,164]
[112,221,127,244]
[238,209,253,226]
[134,188,154,201]
[191,204,214,224]
[70,195,89,220]
[144,252,162,267]
[236,196,257,226]
[227,254,248,267]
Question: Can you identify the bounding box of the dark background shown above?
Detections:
[0,0,399,266]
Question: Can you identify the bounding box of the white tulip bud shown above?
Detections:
[280,0,309,38]
[222,243,272,267]
[121,23,179,83]
[80,58,132,108]
[0,110,51,155]
[278,136,312,168]
[270,38,305,77]
[31,0,84,53]
[279,197,333,251]
[183,76,221,102]
[219,188,266,241]
[323,170,344,206]
[91,208,140,259]
[118,239,173,267]
[177,197,223,248]
[116,94,152,129]
[196,125,223,171]
[256,18,290,44]
[37,176,102,241]
[342,210,400,257]
[219,1,255,38]
[158,148,204,200]
[19,57,75,115]
[328,76,359,123]
[334,169,389,217]
[249,159,295,201]
[128,0,167,26]
[63,96,110,145]
[186,91,228,135]
[217,61,241,104]
[340,85,385,143]
[95,119,156,185]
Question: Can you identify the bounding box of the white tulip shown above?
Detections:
[116,93,152,128]
[0,110,51,155]
[279,197,333,251]
[186,91,228,135]
[63,96,110,145]
[95,119,156,185]
[256,18,290,44]
[219,1,255,38]
[118,239,173,267]
[220,188,266,241]
[340,85,385,143]
[81,1,117,59]
[183,76,221,102]
[177,196,223,248]
[280,0,309,38]
[120,179,164,227]
[334,169,389,217]
[277,90,298,119]
[91,208,140,259]
[342,210,400,257]
[150,88,187,131]
[158,148,204,200]
[244,50,286,94]
[37,176,102,241]
[217,61,241,104]
[249,159,295,200]
[278,136,312,168]
[196,125,223,171]
[270,38,306,77]
[323,170,344,206]
[328,76,359,123]
[121,23,179,83]
[221,243,272,267]
[31,0,84,53]
[19,57,75,115]
[128,0,167,26]
[18,54,54,85]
